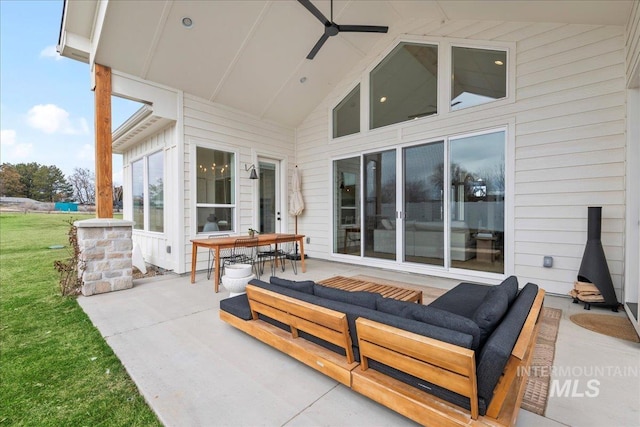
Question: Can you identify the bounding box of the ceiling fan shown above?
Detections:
[298,0,388,60]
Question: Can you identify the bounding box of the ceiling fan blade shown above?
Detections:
[338,25,389,33]
[297,0,330,26]
[307,33,330,60]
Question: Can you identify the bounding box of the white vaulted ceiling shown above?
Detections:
[60,0,634,128]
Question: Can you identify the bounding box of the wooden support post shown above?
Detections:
[94,63,113,218]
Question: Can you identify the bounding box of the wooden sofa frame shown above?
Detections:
[219,285,358,385]
[220,285,546,427]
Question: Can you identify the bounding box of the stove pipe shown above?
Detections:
[577,206,618,307]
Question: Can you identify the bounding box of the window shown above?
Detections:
[370,42,438,129]
[148,151,164,232]
[132,160,144,230]
[333,84,360,138]
[332,40,510,135]
[131,151,164,232]
[196,147,235,233]
[451,47,506,110]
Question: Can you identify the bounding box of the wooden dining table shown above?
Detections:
[190,233,306,292]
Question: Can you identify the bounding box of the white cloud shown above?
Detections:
[0,130,33,161]
[1,129,17,146]
[12,143,34,159]
[26,104,89,135]
[76,143,95,161]
[40,45,62,61]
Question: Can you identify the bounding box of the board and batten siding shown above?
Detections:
[123,124,178,271]
[182,94,295,274]
[295,20,627,297]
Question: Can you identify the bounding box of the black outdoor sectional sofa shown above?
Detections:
[220,275,545,426]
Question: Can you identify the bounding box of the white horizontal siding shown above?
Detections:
[626,1,640,84]
[295,20,627,298]
[182,94,295,274]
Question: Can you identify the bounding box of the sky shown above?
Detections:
[0,0,141,186]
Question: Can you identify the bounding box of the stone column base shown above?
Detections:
[75,218,135,296]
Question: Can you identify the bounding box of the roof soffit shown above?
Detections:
[63,0,633,128]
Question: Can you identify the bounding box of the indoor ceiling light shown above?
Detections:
[494,60,504,66]
[380,96,387,103]
[181,17,193,28]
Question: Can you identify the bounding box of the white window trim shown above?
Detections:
[327,80,362,143]
[190,138,239,237]
[130,149,165,235]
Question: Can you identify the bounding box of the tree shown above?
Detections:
[68,168,95,204]
[0,163,25,196]
[33,165,71,202]
[113,185,123,211]
[14,162,40,199]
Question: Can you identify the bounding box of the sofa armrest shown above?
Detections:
[355,317,479,420]
[246,284,354,363]
[485,287,545,420]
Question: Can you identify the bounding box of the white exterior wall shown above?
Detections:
[626,2,640,84]
[624,2,640,330]
[295,20,627,297]
[182,94,295,274]
[123,124,178,271]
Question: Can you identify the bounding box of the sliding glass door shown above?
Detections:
[450,131,505,273]
[332,128,505,275]
[403,142,445,266]
[364,150,396,260]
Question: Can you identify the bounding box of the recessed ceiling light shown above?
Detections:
[380,96,387,103]
[494,60,504,66]
[182,17,194,28]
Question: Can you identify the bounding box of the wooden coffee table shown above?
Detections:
[318,276,423,304]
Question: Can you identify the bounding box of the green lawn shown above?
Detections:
[0,213,161,426]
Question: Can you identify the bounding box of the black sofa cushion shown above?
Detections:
[404,304,482,350]
[313,284,381,309]
[376,297,412,317]
[270,276,315,294]
[376,298,482,350]
[220,293,252,320]
[473,286,509,345]
[496,275,519,306]
[476,283,539,406]
[429,282,491,319]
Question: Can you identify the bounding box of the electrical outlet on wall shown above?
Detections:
[543,256,553,268]
[306,237,310,244]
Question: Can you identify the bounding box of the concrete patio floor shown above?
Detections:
[78,259,639,427]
